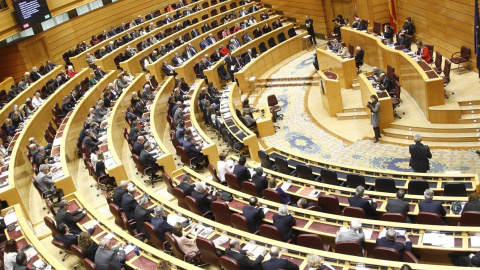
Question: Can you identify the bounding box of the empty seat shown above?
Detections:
[346,174,366,188]
[267,37,276,48]
[277,32,286,43]
[275,157,294,175]
[374,178,396,193]
[416,212,442,225]
[342,206,366,219]
[407,179,429,195]
[296,164,320,181]
[258,150,276,170]
[317,195,341,215]
[443,182,467,197]
[320,169,340,186]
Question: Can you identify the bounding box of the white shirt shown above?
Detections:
[217,160,234,182]
[4,251,17,270]
[91,152,98,170]
[32,97,44,108]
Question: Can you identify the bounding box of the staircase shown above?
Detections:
[459,100,480,124]
[351,78,360,90]
[335,87,368,120]
[336,107,368,120]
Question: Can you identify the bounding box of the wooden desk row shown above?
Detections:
[99,0,241,73]
[170,167,480,264]
[265,147,479,195]
[120,0,247,76]
[147,7,271,84]
[63,192,199,269]
[128,173,464,269]
[69,0,201,69]
[0,77,14,92]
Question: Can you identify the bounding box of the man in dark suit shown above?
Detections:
[191,28,201,38]
[409,134,432,173]
[242,197,264,233]
[151,206,173,241]
[248,4,259,13]
[44,60,57,73]
[191,182,216,214]
[172,52,185,67]
[260,11,269,21]
[113,181,128,208]
[225,239,267,270]
[293,198,322,211]
[61,96,73,115]
[30,66,42,82]
[378,73,394,93]
[200,38,209,50]
[56,200,86,234]
[177,173,195,196]
[251,167,268,196]
[139,142,162,175]
[83,129,102,152]
[163,15,173,24]
[233,156,251,186]
[133,136,145,156]
[134,197,154,235]
[207,33,217,45]
[376,228,412,259]
[262,246,299,270]
[183,136,207,164]
[13,251,39,270]
[7,84,18,102]
[121,187,138,220]
[162,61,178,77]
[394,33,411,49]
[273,205,297,243]
[224,52,237,82]
[419,189,446,224]
[242,32,253,44]
[354,46,364,71]
[348,186,377,219]
[95,238,127,270]
[211,49,222,62]
[386,189,411,223]
[305,14,316,44]
[108,26,117,37]
[199,59,210,82]
[54,223,95,248]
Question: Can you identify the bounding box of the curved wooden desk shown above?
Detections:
[341,27,444,122]
[315,47,356,90]
[0,77,14,92]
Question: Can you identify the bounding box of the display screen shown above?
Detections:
[12,0,51,30]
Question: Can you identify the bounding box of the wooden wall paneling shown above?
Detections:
[18,34,50,71]
[0,45,28,82]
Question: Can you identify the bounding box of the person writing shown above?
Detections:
[416,41,431,63]
[367,95,381,143]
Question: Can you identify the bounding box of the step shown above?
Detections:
[351,83,360,89]
[336,111,368,120]
[343,107,365,113]
[459,114,480,124]
[460,105,480,114]
[379,136,480,149]
[383,128,480,142]
[389,123,480,133]
[459,100,480,106]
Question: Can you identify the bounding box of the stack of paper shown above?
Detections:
[422,233,455,247]
[167,214,187,226]
[198,227,214,238]
[308,189,320,198]
[280,182,291,191]
[471,236,480,247]
[213,235,229,246]
[4,210,17,226]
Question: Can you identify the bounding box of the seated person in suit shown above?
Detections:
[273,205,297,243]
[348,185,377,219]
[450,250,480,267]
[377,73,394,93]
[382,25,394,43]
[399,17,415,36]
[267,177,292,204]
[419,189,446,224]
[134,197,154,236]
[191,181,216,215]
[139,142,162,175]
[225,239,267,270]
[177,173,195,196]
[376,228,412,258]
[354,46,364,70]
[56,200,86,234]
[95,238,127,270]
[354,18,366,30]
[54,223,80,247]
[394,33,411,49]
[386,189,411,223]
[151,206,173,242]
[112,180,128,208]
[293,198,322,212]
[242,197,265,233]
[243,49,257,64]
[183,136,208,167]
[251,167,268,196]
[78,231,99,263]
[463,193,480,212]
[12,252,36,270]
[327,39,340,52]
[262,246,299,270]
[335,219,365,252]
[121,187,139,220]
[161,61,178,77]
[233,156,251,186]
[416,41,431,63]
[371,67,385,81]
[133,136,146,156]
[36,164,64,203]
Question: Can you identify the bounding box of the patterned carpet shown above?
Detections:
[256,52,480,174]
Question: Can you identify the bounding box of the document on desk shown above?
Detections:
[213,235,229,246]
[223,112,232,119]
[124,244,134,255]
[422,233,454,247]
[242,243,256,253]
[52,137,62,147]
[308,189,320,198]
[104,233,115,240]
[471,236,480,247]
[220,107,229,113]
[167,214,187,226]
[4,210,17,226]
[261,208,269,215]
[198,227,214,238]
[280,182,291,191]
[363,229,374,239]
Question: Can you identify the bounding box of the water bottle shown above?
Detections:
[134,245,140,256]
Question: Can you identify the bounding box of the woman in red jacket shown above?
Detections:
[416,41,431,63]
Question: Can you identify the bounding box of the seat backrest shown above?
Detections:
[166,232,185,260]
[44,216,58,237]
[186,196,204,215]
[373,247,401,261]
[258,150,274,169]
[225,172,241,190]
[374,178,397,193]
[443,182,467,196]
[144,221,165,249]
[175,146,193,165]
[381,213,405,222]
[162,173,174,194]
[416,212,442,225]
[348,44,354,57]
[296,164,315,180]
[263,188,283,204]
[275,157,291,175]
[443,59,451,79]
[197,237,221,267]
[288,27,296,37]
[70,244,86,259]
[317,195,341,215]
[208,164,222,183]
[211,201,232,226]
[121,212,137,235]
[346,174,366,188]
[277,32,286,42]
[320,169,340,185]
[267,37,276,48]
[108,203,126,229]
[335,241,363,256]
[434,51,443,69]
[52,239,71,252]
[407,179,429,195]
[259,42,267,53]
[172,187,189,209]
[220,255,240,270]
[425,44,434,61]
[231,213,251,232]
[373,21,381,34]
[82,258,97,270]
[459,211,480,226]
[460,46,471,59]
[297,234,324,250]
[132,154,145,175]
[259,224,282,241]
[242,181,260,197]
[45,199,57,216]
[342,206,366,218]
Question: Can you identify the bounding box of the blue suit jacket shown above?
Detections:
[151,216,173,241]
[242,206,264,233]
[376,237,412,257]
[419,198,446,216]
[233,164,251,185]
[262,257,299,270]
[121,193,138,220]
[348,196,377,218]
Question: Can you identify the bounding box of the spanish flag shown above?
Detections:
[389,0,397,32]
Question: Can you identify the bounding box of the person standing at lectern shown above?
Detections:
[305,15,316,45]
[367,95,380,143]
[409,134,432,173]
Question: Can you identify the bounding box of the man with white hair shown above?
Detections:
[272,205,297,243]
[419,189,446,222]
[151,206,173,242]
[134,196,155,235]
[191,181,216,215]
[113,180,128,207]
[141,84,155,101]
[348,185,377,219]
[372,67,385,81]
[225,239,267,270]
[335,219,365,247]
[36,164,64,202]
[95,238,127,270]
[375,228,412,258]
[262,246,299,270]
[409,134,432,173]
